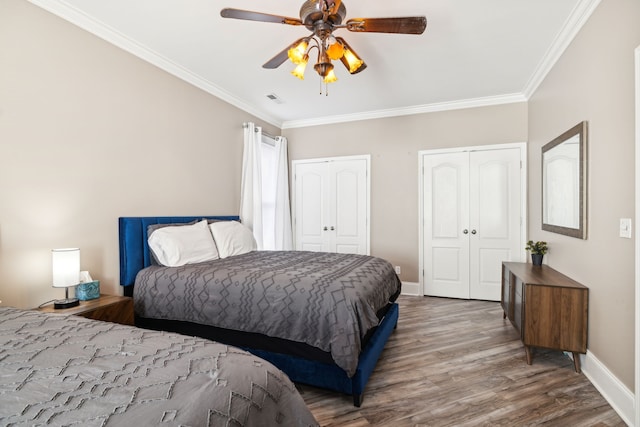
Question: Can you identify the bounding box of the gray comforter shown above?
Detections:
[134,251,401,377]
[0,307,318,427]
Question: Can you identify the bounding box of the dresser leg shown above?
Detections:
[503,311,507,319]
[524,346,532,365]
[572,352,582,373]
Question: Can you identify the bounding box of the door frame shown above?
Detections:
[418,142,528,296]
[634,44,639,427]
[291,154,371,254]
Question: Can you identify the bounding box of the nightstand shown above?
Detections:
[37,294,134,326]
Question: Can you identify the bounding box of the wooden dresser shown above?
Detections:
[501,262,588,372]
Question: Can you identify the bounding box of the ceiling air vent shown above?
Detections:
[266,93,284,104]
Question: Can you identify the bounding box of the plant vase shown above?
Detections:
[531,254,544,266]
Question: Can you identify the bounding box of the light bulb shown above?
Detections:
[287,40,308,64]
[291,55,309,80]
[323,69,338,83]
[326,41,344,60]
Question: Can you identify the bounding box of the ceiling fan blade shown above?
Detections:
[346,16,427,34]
[220,8,303,26]
[262,37,308,69]
[262,47,292,70]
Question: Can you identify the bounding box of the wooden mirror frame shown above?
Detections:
[541,121,588,239]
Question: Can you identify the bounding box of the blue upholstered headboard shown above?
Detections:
[118,216,239,287]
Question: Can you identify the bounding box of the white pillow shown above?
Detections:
[209,221,257,259]
[148,220,219,267]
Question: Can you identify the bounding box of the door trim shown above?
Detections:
[634,44,639,427]
[418,142,528,296]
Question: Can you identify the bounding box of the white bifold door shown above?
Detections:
[421,145,525,301]
[292,155,370,255]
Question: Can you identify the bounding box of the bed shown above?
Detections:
[0,306,318,426]
[119,216,401,407]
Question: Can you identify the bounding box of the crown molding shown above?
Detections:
[522,0,601,99]
[27,0,283,128]
[28,0,600,131]
[281,93,527,129]
[292,0,602,130]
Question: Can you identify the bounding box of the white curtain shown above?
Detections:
[272,136,293,250]
[240,122,264,249]
[240,123,293,250]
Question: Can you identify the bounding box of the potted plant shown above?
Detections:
[525,240,548,266]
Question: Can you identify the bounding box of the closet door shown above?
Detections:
[423,152,471,299]
[331,159,368,254]
[293,156,369,255]
[468,148,522,300]
[293,161,330,252]
[422,145,523,301]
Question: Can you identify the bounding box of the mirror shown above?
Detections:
[542,121,588,239]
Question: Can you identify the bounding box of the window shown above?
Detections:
[260,136,277,250]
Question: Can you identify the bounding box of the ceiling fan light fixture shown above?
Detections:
[336,37,365,74]
[291,54,309,79]
[323,68,338,84]
[287,39,309,64]
[313,50,334,78]
[222,2,428,92]
[326,40,344,60]
[314,61,333,78]
[342,49,363,73]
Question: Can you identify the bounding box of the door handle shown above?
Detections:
[471,229,477,235]
[323,226,328,231]
[463,229,469,234]
[330,226,335,231]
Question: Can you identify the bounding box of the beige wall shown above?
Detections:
[528,0,639,389]
[2,0,636,399]
[0,0,278,308]
[284,103,528,283]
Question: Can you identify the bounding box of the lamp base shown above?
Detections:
[54,298,79,309]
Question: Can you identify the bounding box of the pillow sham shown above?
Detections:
[209,221,257,259]
[147,220,198,265]
[148,220,219,267]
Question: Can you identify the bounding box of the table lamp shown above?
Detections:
[52,248,80,309]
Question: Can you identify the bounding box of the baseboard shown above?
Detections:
[400,281,420,296]
[580,350,635,426]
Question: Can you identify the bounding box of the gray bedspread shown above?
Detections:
[134,251,401,377]
[0,307,318,427]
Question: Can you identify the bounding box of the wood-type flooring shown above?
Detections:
[299,295,626,426]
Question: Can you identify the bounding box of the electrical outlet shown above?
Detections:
[394,266,401,275]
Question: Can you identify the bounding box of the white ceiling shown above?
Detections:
[29,0,598,129]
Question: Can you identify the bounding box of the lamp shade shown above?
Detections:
[336,37,366,74]
[52,248,80,288]
[291,54,309,80]
[323,68,338,84]
[287,39,308,65]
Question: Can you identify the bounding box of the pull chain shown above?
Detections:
[318,81,330,96]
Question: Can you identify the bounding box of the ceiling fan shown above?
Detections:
[221,0,426,88]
